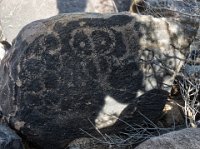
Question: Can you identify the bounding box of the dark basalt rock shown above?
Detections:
[0,13,198,148]
[0,124,23,149]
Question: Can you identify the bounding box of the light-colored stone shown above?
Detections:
[85,0,118,13]
[0,0,131,43]
[135,128,200,149]
[67,137,128,149]
[0,43,6,61]
[130,0,200,17]
[0,21,3,41]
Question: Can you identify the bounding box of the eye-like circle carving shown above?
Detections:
[70,30,92,55]
[91,30,113,54]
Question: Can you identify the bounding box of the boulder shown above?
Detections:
[130,0,200,17]
[67,137,127,149]
[0,124,23,149]
[135,128,200,149]
[0,0,130,43]
[0,13,198,148]
[86,0,132,13]
[184,26,200,77]
[159,99,184,127]
[114,0,132,12]
[85,0,117,13]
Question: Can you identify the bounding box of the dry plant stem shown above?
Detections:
[111,0,119,12]
[141,0,200,17]
[81,112,175,147]
[178,65,200,128]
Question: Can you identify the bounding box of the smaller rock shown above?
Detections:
[0,124,24,149]
[135,128,200,149]
[67,137,128,149]
[85,0,118,13]
[114,0,132,12]
[159,99,184,127]
[130,0,200,17]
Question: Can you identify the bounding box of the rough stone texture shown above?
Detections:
[0,21,11,62]
[0,22,5,61]
[86,0,131,13]
[159,99,184,127]
[114,0,132,12]
[130,0,200,17]
[0,0,130,43]
[0,124,24,149]
[0,0,59,43]
[67,137,130,149]
[0,21,3,41]
[0,41,11,63]
[184,25,200,77]
[0,43,6,61]
[135,128,200,149]
[85,0,117,13]
[0,13,198,148]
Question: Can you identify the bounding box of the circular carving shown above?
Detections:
[70,30,92,55]
[91,30,113,54]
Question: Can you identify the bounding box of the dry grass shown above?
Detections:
[178,46,200,128]
[130,0,200,18]
[80,112,176,148]
[131,0,200,128]
[77,0,200,148]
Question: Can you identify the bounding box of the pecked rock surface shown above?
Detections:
[0,13,198,148]
[135,128,200,149]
